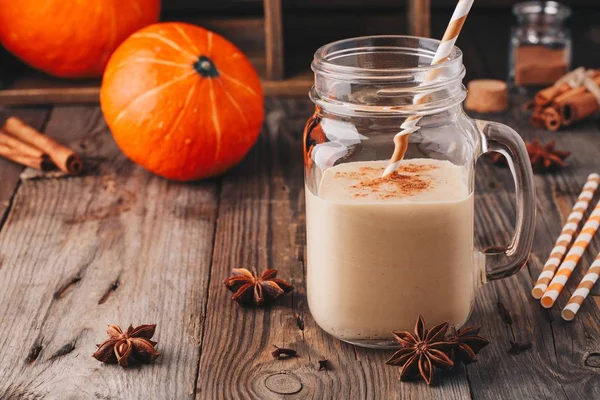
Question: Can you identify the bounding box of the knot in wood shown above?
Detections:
[264,373,302,394]
[584,352,600,368]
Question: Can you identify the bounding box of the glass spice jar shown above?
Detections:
[509,1,572,87]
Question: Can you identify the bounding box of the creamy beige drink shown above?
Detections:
[306,159,477,344]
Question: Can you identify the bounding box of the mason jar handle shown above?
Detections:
[475,119,536,282]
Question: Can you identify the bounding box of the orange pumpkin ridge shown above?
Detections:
[101,22,264,181]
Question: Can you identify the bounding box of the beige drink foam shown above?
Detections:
[306,159,476,341]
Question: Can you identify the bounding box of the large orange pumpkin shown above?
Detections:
[0,0,160,78]
[100,22,264,181]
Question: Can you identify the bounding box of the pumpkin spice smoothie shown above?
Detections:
[305,159,476,345]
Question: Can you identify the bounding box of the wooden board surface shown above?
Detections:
[2,9,600,397]
[0,107,220,399]
[0,96,599,399]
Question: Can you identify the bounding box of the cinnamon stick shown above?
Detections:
[552,75,600,106]
[0,143,54,171]
[531,111,546,129]
[0,130,46,159]
[529,105,542,127]
[1,116,82,175]
[542,107,562,131]
[535,85,569,107]
[535,70,600,106]
[557,92,599,126]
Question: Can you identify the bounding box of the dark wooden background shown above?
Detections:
[2,1,600,102]
[160,0,600,11]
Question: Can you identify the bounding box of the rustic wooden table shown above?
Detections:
[0,96,599,400]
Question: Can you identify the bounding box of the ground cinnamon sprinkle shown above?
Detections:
[353,172,431,199]
[335,164,437,179]
[334,163,437,200]
[334,166,381,179]
[397,164,437,173]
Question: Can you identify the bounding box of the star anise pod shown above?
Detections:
[386,315,454,384]
[92,324,160,367]
[490,139,570,172]
[224,268,293,306]
[318,359,330,371]
[446,326,490,365]
[527,139,570,171]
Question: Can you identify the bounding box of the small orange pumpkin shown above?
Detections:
[100,22,264,181]
[0,0,160,78]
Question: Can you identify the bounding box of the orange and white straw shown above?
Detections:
[382,0,475,177]
[541,199,600,308]
[531,173,600,299]
[561,252,600,320]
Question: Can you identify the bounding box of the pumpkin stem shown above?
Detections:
[194,56,219,78]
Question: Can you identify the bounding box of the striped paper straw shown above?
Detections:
[541,199,600,308]
[382,0,475,177]
[561,253,600,320]
[531,173,600,299]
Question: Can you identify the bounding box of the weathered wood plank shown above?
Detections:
[0,106,219,399]
[466,99,600,399]
[1,93,599,400]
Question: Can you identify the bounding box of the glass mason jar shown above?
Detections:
[304,36,536,348]
[509,1,571,87]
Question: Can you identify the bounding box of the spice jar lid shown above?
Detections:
[513,1,571,20]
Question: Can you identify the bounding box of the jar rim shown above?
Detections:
[310,35,466,116]
[512,1,571,19]
[312,35,463,79]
